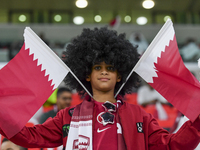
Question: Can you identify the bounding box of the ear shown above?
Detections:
[86,75,91,82]
[117,74,121,82]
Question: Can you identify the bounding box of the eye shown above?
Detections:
[107,66,115,71]
[94,66,101,70]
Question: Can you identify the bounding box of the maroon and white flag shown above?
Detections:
[0,27,69,138]
[134,19,200,122]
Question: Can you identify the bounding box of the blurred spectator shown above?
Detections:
[39,32,49,46]
[59,40,72,88]
[137,83,169,120]
[63,38,74,54]
[129,32,149,55]
[57,51,69,88]
[63,42,70,53]
[39,87,72,124]
[9,40,23,60]
[137,83,168,107]
[1,138,27,150]
[61,51,67,62]
[180,38,200,62]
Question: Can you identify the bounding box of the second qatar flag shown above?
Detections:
[134,19,200,122]
[0,27,69,138]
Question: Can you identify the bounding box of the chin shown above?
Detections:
[99,87,114,92]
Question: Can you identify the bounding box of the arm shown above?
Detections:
[147,114,200,150]
[0,109,65,148]
[169,119,200,149]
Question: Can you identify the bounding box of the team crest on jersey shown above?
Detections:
[97,112,115,126]
[62,124,70,137]
[97,101,116,126]
[73,135,90,150]
[68,107,75,116]
[136,122,143,133]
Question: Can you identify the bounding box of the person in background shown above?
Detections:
[39,87,72,124]
[129,32,149,55]
[180,38,200,62]
[1,138,27,150]
[137,82,169,120]
[137,82,168,107]
[39,32,49,46]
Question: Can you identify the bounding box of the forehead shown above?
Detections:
[58,91,72,96]
[93,62,113,66]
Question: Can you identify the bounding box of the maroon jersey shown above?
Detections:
[1,97,200,150]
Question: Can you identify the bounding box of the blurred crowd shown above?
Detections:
[1,31,200,63]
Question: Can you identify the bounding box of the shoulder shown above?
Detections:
[120,102,152,119]
[59,105,77,117]
[122,102,162,128]
[121,101,144,111]
[58,103,83,119]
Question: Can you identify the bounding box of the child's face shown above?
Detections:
[86,62,121,94]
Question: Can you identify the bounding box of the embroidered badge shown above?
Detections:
[68,107,75,116]
[63,124,70,137]
[136,122,143,133]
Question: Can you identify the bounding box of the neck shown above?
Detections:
[92,90,116,103]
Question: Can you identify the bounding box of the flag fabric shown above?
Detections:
[0,27,69,138]
[134,19,200,122]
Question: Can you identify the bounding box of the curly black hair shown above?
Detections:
[64,27,140,97]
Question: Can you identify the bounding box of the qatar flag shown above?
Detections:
[0,27,69,138]
[134,19,200,122]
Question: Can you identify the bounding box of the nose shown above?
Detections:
[101,67,108,75]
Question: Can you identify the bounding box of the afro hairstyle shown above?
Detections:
[64,27,140,97]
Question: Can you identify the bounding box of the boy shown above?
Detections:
[0,27,200,150]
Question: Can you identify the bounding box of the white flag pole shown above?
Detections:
[114,19,172,98]
[65,66,93,98]
[114,63,138,98]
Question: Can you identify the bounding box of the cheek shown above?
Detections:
[112,73,121,82]
[89,74,97,84]
[66,100,71,104]
[59,100,65,105]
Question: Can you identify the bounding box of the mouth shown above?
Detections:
[98,78,110,81]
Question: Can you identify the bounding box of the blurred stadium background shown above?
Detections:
[0,0,200,62]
